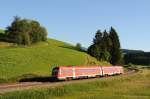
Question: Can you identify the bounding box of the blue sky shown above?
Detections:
[0,0,150,51]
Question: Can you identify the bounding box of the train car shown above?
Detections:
[102,66,115,76]
[114,66,124,74]
[74,66,103,78]
[52,66,103,80]
[52,66,124,80]
[52,66,74,80]
[102,66,124,76]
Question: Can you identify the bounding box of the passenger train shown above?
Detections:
[52,66,124,80]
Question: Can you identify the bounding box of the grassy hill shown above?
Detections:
[0,38,110,83]
[0,29,4,34]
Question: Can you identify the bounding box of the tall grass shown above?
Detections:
[0,69,150,99]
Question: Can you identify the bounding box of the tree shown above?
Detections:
[88,30,110,61]
[88,27,122,65]
[109,27,122,65]
[5,16,47,45]
[88,30,103,61]
[124,52,150,65]
[100,49,110,61]
[76,43,82,51]
[93,30,103,45]
[30,20,47,43]
[103,30,112,52]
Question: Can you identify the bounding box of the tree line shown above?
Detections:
[88,27,122,65]
[0,16,47,45]
[124,52,150,65]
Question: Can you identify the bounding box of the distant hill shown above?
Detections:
[0,38,110,83]
[122,49,144,54]
[123,49,150,65]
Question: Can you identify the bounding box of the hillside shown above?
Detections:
[0,29,4,34]
[0,38,110,83]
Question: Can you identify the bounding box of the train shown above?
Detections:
[52,66,124,80]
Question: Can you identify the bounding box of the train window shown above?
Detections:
[61,69,73,74]
[77,69,96,72]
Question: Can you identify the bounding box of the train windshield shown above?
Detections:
[52,67,59,75]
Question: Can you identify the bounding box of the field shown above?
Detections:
[0,39,110,83]
[0,68,149,99]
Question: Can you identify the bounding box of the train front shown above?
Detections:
[52,67,59,80]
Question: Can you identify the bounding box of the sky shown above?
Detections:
[0,0,150,51]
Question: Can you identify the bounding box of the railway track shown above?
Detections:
[0,70,136,93]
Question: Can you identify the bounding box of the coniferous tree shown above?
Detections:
[88,44,101,60]
[103,30,112,52]
[88,27,122,65]
[93,30,103,45]
[109,27,122,65]
[88,30,109,61]
[88,30,102,60]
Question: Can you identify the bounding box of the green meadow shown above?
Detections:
[0,39,110,83]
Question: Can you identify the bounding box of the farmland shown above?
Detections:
[0,38,110,83]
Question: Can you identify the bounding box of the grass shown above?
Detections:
[0,29,4,34]
[0,38,110,83]
[0,68,150,99]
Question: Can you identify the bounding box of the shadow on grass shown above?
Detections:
[19,76,58,82]
[17,74,59,82]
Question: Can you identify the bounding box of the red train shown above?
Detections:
[52,66,124,80]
